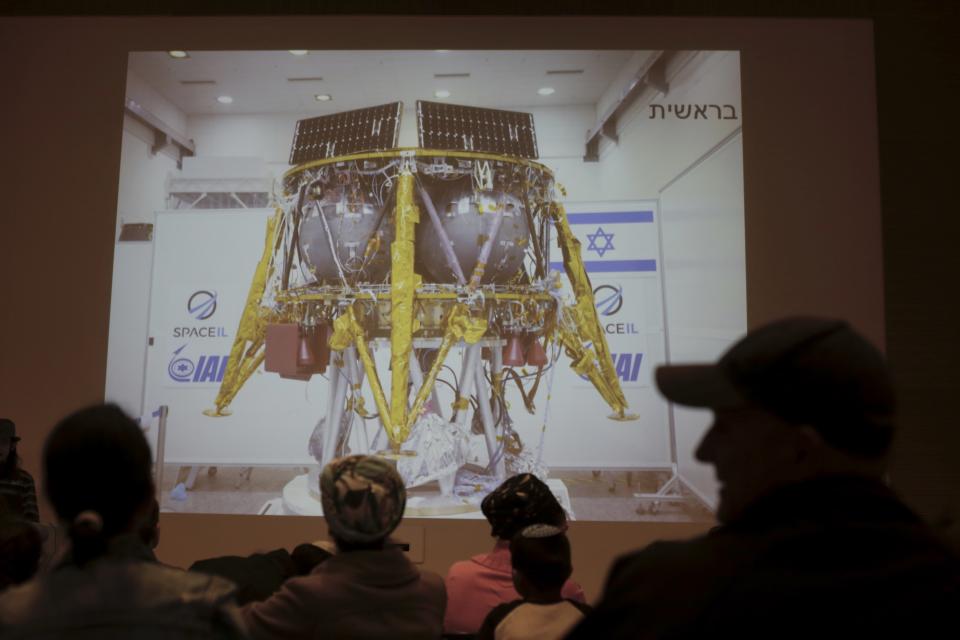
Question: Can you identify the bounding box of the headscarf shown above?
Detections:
[320,455,406,544]
[481,473,567,539]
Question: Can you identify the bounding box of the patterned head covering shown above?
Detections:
[320,455,406,544]
[481,473,567,540]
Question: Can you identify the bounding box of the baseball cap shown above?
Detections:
[0,419,19,442]
[656,317,896,457]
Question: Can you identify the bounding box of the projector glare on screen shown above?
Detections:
[108,49,746,521]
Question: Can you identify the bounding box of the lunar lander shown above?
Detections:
[207,101,634,510]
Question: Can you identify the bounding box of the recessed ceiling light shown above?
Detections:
[217,95,234,104]
[538,87,556,96]
[435,50,450,53]
[168,50,189,59]
[315,94,332,102]
[289,50,309,56]
[434,89,451,98]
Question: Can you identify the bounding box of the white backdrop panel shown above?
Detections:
[659,131,746,507]
[525,200,671,468]
[143,210,325,465]
[141,204,674,469]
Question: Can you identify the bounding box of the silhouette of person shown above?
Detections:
[568,317,960,639]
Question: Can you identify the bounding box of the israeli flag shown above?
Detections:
[550,203,659,275]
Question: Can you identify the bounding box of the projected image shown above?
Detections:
[107,50,745,521]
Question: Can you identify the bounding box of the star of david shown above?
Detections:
[177,363,190,373]
[586,226,615,257]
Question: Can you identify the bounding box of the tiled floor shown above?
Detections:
[160,465,715,523]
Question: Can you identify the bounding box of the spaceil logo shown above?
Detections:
[168,344,230,384]
[174,290,230,339]
[188,290,218,320]
[593,284,639,335]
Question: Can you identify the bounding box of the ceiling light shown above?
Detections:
[289,50,309,56]
[538,87,556,96]
[168,50,189,59]
[217,95,234,104]
[434,89,451,99]
[315,94,332,102]
[435,50,450,53]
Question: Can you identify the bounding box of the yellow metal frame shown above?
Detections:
[208,149,634,437]
[206,209,284,417]
[283,147,554,188]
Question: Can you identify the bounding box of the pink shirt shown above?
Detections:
[443,540,587,634]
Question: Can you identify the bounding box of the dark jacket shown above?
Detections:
[242,546,445,639]
[0,535,245,639]
[569,475,960,639]
[0,469,39,523]
[191,549,298,605]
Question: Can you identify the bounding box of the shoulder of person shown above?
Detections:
[565,598,593,616]
[417,567,448,601]
[0,574,43,625]
[445,558,474,578]
[478,599,525,638]
[608,539,692,574]
[13,468,35,483]
[135,560,240,607]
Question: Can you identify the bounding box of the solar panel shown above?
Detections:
[416,101,539,159]
[289,102,402,165]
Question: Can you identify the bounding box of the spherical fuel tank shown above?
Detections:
[298,189,394,283]
[417,187,529,284]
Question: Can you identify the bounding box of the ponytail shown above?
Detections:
[69,510,107,565]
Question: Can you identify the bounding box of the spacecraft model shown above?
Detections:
[207,100,633,501]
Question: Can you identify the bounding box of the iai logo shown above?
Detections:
[594,284,623,316]
[168,345,196,382]
[167,344,229,384]
[187,290,218,321]
[577,352,645,384]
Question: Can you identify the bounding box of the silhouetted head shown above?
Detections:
[320,455,406,551]
[482,474,567,540]
[0,419,21,477]
[44,404,154,564]
[657,317,896,524]
[510,524,572,600]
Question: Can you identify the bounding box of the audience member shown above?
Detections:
[477,524,590,640]
[444,473,585,635]
[242,454,445,639]
[0,404,245,638]
[0,517,42,591]
[0,419,38,523]
[191,548,298,606]
[568,317,960,639]
[190,541,335,607]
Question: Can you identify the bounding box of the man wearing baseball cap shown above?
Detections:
[242,455,446,639]
[569,317,960,639]
[0,419,38,523]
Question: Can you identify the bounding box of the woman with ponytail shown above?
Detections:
[0,404,246,638]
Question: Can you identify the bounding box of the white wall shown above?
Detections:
[660,133,746,507]
[594,51,741,199]
[104,70,187,416]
